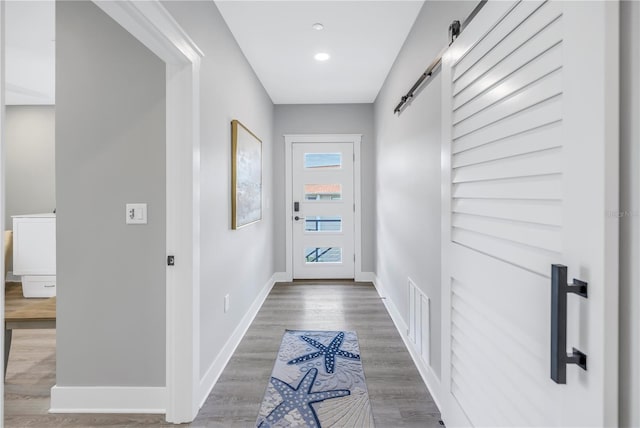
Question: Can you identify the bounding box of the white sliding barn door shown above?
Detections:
[441,1,618,427]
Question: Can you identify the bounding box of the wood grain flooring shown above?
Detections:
[4,281,441,427]
[4,329,168,428]
[192,281,441,427]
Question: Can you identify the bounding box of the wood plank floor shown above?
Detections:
[4,329,168,428]
[4,281,441,427]
[192,281,441,427]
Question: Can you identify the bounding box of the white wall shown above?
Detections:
[619,1,639,426]
[273,104,375,274]
[5,106,55,230]
[161,1,275,381]
[373,1,476,380]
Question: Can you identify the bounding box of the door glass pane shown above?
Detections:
[304,184,342,200]
[304,247,342,263]
[304,153,341,169]
[305,216,342,232]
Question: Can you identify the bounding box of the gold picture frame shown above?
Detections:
[231,119,262,229]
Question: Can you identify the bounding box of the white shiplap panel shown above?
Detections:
[450,368,507,428]
[453,44,562,123]
[452,212,561,252]
[451,310,544,386]
[452,197,561,225]
[453,1,542,80]
[450,347,519,426]
[452,147,561,183]
[451,346,516,427]
[450,247,552,358]
[452,174,562,200]
[451,286,546,367]
[448,254,561,426]
[453,70,562,139]
[453,95,561,153]
[453,120,561,167]
[453,1,562,95]
[451,320,554,427]
[451,310,550,397]
[451,228,557,276]
[450,328,549,426]
[453,35,562,109]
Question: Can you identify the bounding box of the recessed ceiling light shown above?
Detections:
[314,52,330,62]
[312,23,324,31]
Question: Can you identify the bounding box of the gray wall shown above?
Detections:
[5,106,55,230]
[273,104,375,273]
[162,1,275,379]
[373,1,476,380]
[619,1,639,426]
[56,1,166,386]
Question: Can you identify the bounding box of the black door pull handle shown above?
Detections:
[551,264,588,384]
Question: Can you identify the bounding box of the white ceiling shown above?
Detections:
[215,1,424,104]
[3,1,423,106]
[5,0,56,105]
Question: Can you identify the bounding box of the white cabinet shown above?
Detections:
[12,214,56,297]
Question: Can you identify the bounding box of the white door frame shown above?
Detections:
[284,134,364,281]
[86,2,203,423]
[0,0,6,423]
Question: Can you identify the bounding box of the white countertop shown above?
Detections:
[12,213,56,218]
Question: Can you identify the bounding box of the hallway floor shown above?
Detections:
[4,281,440,427]
[193,281,441,427]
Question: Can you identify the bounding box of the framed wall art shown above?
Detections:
[231,119,262,229]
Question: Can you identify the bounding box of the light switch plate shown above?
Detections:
[126,203,147,224]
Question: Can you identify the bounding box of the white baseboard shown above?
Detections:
[49,386,166,413]
[372,275,442,410]
[198,273,276,408]
[273,271,291,282]
[272,271,374,283]
[49,274,278,416]
[355,271,376,282]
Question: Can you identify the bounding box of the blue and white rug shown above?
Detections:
[256,330,374,428]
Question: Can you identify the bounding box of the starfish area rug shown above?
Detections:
[256,330,375,428]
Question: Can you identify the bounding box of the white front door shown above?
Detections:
[441,1,618,426]
[292,142,355,279]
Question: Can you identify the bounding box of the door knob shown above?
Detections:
[294,216,305,221]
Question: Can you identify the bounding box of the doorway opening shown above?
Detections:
[1,0,203,423]
[3,0,57,417]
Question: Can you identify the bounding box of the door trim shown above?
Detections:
[0,1,5,422]
[89,2,203,423]
[284,134,363,281]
